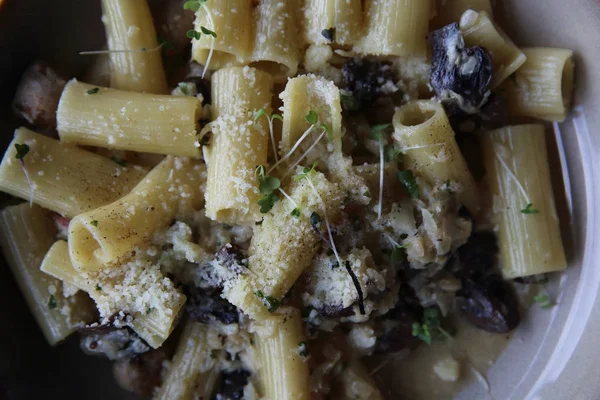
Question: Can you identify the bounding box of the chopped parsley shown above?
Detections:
[521,203,540,215]
[14,143,29,160]
[291,208,301,218]
[110,156,127,167]
[86,87,100,95]
[255,290,280,312]
[533,292,553,309]
[397,170,419,198]
[95,284,102,291]
[321,27,335,42]
[90,220,99,227]
[297,341,310,357]
[48,295,57,309]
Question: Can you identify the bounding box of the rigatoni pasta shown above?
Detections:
[57,79,201,157]
[480,124,566,279]
[254,309,310,400]
[459,10,526,87]
[303,0,363,46]
[204,66,273,224]
[102,0,168,94]
[191,0,253,70]
[68,156,203,271]
[431,0,493,29]
[392,100,479,215]
[0,204,95,345]
[355,0,432,58]
[500,47,575,122]
[0,127,145,218]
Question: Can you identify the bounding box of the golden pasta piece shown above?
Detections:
[303,0,363,46]
[480,124,566,279]
[102,0,168,94]
[500,47,575,122]
[57,79,201,157]
[431,0,493,29]
[0,204,96,345]
[392,100,479,215]
[0,127,146,218]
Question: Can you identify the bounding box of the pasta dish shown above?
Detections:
[0,0,575,399]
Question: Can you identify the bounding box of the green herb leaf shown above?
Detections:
[521,203,540,215]
[397,170,419,198]
[157,35,175,51]
[271,113,283,122]
[96,284,102,291]
[320,27,335,42]
[110,156,127,167]
[186,29,202,40]
[291,208,301,218]
[293,161,318,181]
[384,145,403,163]
[254,108,266,122]
[258,192,279,213]
[305,110,318,125]
[183,0,205,11]
[533,293,553,309]
[259,176,281,194]
[86,87,100,95]
[14,143,30,160]
[200,26,217,38]
[298,341,310,357]
[320,123,333,140]
[412,307,450,345]
[370,123,392,141]
[48,295,57,309]
[255,290,281,312]
[90,220,98,227]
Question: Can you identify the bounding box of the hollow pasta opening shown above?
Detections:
[561,57,575,109]
[398,104,437,127]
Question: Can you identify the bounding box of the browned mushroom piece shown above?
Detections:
[12,61,67,131]
[113,347,169,396]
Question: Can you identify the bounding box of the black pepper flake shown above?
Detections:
[321,27,335,42]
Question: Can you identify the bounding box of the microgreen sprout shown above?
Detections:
[412,307,454,344]
[268,110,320,174]
[292,161,318,181]
[14,143,33,206]
[533,290,553,309]
[184,0,216,78]
[255,290,280,312]
[183,0,208,11]
[370,124,393,220]
[521,203,540,215]
[397,170,419,198]
[254,108,283,163]
[256,165,281,213]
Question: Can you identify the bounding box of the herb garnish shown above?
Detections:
[521,203,540,215]
[183,0,208,11]
[256,165,281,213]
[90,220,99,227]
[48,295,57,309]
[412,307,453,344]
[321,27,335,42]
[254,108,283,163]
[291,208,301,218]
[255,290,280,312]
[95,284,102,291]
[345,260,365,315]
[86,87,100,95]
[293,161,318,181]
[183,0,215,78]
[397,170,419,198]
[533,292,553,309]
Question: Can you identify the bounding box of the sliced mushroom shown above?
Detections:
[456,231,499,279]
[213,369,250,400]
[186,288,239,325]
[459,275,520,333]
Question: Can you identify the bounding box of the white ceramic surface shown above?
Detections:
[0,1,598,399]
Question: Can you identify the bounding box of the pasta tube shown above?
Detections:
[154,322,219,400]
[191,0,253,70]
[102,0,168,94]
[68,156,203,271]
[223,171,343,320]
[57,79,201,157]
[460,10,526,87]
[431,0,493,29]
[41,241,186,348]
[303,0,363,46]
[480,124,566,279]
[249,0,301,82]
[254,309,310,400]
[393,100,479,215]
[204,67,273,224]
[500,47,575,122]
[0,127,145,218]
[355,0,432,58]
[0,204,95,345]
